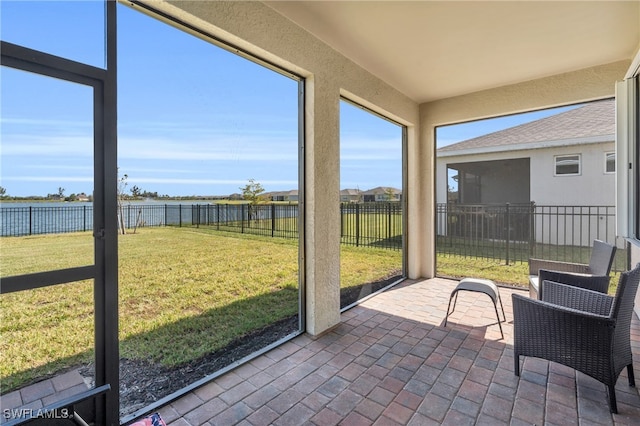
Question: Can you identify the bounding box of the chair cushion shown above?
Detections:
[529,275,539,299]
[456,278,499,303]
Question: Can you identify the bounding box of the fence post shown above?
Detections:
[355,203,360,247]
[217,204,220,231]
[387,202,392,241]
[29,205,33,236]
[83,205,87,232]
[196,204,200,228]
[241,204,245,233]
[271,204,276,238]
[505,203,510,265]
[529,201,536,258]
[179,204,182,227]
[340,203,344,242]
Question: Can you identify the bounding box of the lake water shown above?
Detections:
[0,201,294,237]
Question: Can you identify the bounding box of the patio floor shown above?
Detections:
[149,277,640,426]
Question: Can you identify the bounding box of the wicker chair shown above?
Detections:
[535,269,610,300]
[528,239,616,298]
[513,263,640,413]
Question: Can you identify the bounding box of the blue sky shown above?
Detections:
[1,1,577,198]
[436,106,578,148]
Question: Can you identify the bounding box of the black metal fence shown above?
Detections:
[0,202,401,250]
[436,203,534,264]
[436,202,624,270]
[0,205,94,236]
[190,203,299,239]
[340,202,402,250]
[1,202,624,267]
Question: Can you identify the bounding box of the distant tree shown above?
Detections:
[0,186,6,197]
[240,179,266,224]
[384,187,396,201]
[130,185,142,198]
[57,187,65,199]
[240,179,265,204]
[117,171,128,235]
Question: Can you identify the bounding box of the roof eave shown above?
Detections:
[436,134,614,158]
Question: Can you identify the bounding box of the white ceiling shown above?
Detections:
[266,1,640,103]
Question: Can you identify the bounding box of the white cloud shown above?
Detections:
[118,135,298,161]
[1,135,92,156]
[341,154,402,161]
[3,176,93,183]
[0,117,92,128]
[120,166,199,174]
[132,177,297,186]
[21,164,93,171]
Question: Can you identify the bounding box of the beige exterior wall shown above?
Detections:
[150,1,420,335]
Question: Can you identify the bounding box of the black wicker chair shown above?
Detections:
[528,239,616,298]
[513,263,640,413]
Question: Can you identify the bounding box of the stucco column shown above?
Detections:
[304,76,341,335]
[406,124,432,279]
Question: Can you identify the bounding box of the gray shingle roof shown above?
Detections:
[340,188,361,196]
[361,186,401,195]
[438,99,614,153]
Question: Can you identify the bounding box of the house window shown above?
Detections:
[605,152,615,173]
[554,154,581,176]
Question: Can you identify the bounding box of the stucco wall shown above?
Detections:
[144,1,420,335]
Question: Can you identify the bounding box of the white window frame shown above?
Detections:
[604,151,615,174]
[554,154,581,176]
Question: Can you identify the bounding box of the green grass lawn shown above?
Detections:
[341,211,402,249]
[436,254,529,286]
[436,254,621,294]
[0,227,401,392]
[2,226,621,393]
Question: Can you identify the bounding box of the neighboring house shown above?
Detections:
[340,188,361,203]
[266,190,298,202]
[436,99,615,207]
[436,99,616,246]
[361,186,402,202]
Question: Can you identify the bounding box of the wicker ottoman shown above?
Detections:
[444,278,506,338]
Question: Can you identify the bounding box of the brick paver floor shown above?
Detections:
[0,369,89,424]
[150,278,640,425]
